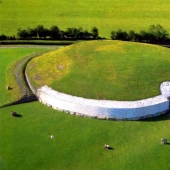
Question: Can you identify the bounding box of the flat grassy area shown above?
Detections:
[0,48,48,106]
[26,40,170,100]
[1,0,170,38]
[1,102,170,170]
[1,45,170,170]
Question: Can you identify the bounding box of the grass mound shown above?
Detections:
[26,40,170,101]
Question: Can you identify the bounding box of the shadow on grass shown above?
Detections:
[14,114,22,117]
[141,110,170,122]
[165,143,170,145]
[104,146,114,150]
[108,147,114,150]
[11,112,22,118]
[8,87,13,90]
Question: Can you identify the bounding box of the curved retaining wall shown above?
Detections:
[37,82,170,120]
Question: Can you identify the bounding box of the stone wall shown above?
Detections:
[36,82,170,120]
[25,72,36,95]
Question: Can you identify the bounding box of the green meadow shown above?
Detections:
[1,99,170,170]
[1,0,170,168]
[1,0,170,38]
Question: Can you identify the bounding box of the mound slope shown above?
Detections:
[26,40,170,101]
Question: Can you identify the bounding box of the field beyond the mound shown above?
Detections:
[26,40,170,101]
[1,0,170,37]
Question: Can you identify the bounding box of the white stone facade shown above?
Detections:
[160,81,170,98]
[36,82,170,120]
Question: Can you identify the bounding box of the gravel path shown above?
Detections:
[5,45,63,98]
[14,46,63,97]
[14,51,46,97]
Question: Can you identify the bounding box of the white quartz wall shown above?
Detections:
[37,84,170,120]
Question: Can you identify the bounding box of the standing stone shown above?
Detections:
[161,138,167,144]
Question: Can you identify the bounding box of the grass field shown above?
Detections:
[1,0,170,38]
[1,1,170,169]
[1,101,170,170]
[26,40,170,101]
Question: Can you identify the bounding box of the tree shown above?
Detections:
[76,27,84,39]
[65,28,73,39]
[50,25,60,39]
[128,30,137,41]
[115,29,128,41]
[58,30,65,39]
[44,28,50,39]
[111,31,116,40]
[139,30,149,42]
[36,25,49,39]
[64,28,80,39]
[7,36,16,40]
[71,28,79,39]
[83,30,92,39]
[27,27,37,39]
[17,28,29,39]
[0,34,7,40]
[148,24,169,43]
[91,27,99,39]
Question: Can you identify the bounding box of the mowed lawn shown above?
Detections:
[0,47,48,106]
[1,102,170,170]
[1,0,170,38]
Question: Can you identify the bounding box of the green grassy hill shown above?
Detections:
[26,40,170,100]
[1,0,170,38]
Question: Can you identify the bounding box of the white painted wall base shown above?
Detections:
[36,81,170,120]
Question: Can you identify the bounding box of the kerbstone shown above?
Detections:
[160,81,170,98]
[36,82,170,120]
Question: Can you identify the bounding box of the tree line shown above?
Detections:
[0,25,101,40]
[1,24,170,44]
[111,24,170,44]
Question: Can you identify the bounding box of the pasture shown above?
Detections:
[1,0,170,169]
[1,0,170,38]
[1,101,170,170]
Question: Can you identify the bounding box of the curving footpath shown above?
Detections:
[13,47,62,104]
